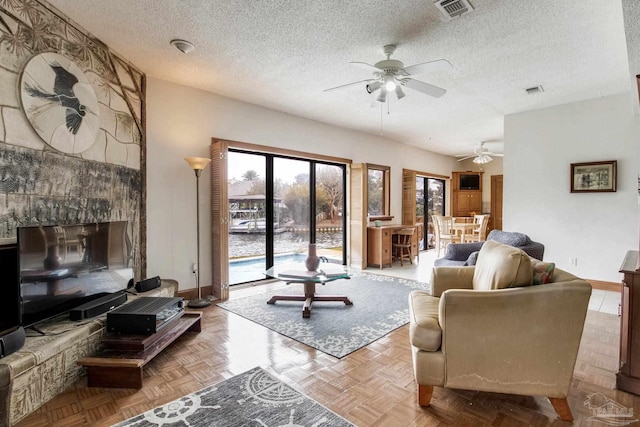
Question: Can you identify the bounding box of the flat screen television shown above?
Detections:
[459,173,480,190]
[17,221,133,327]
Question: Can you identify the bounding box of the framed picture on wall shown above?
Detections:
[570,160,617,193]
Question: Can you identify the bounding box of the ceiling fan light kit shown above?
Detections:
[324,44,451,105]
[456,141,504,164]
[366,81,382,93]
[473,154,493,164]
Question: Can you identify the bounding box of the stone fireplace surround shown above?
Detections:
[0,0,147,277]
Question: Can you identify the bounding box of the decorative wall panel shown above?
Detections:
[0,0,145,276]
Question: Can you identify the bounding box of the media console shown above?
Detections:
[0,279,179,426]
[78,311,201,389]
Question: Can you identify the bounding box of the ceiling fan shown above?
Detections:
[456,142,504,164]
[323,44,452,103]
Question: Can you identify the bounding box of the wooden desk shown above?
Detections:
[367,224,422,269]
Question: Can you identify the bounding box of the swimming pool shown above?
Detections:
[229,253,306,285]
[229,252,341,285]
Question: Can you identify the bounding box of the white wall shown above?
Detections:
[146,77,459,290]
[504,92,640,282]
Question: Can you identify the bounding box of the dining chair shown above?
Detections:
[392,227,416,266]
[433,215,460,257]
[466,214,489,242]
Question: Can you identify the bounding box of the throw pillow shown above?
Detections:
[531,259,555,285]
[464,250,480,266]
[472,240,533,290]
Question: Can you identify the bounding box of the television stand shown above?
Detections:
[77,311,201,388]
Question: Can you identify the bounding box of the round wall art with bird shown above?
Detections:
[19,52,100,154]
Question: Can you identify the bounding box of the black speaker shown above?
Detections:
[69,291,128,320]
[135,276,161,293]
[0,327,25,358]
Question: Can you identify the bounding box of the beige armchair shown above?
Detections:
[408,240,591,421]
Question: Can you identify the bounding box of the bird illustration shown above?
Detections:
[24,61,89,135]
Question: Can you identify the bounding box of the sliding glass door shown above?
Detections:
[227,151,267,284]
[314,163,345,263]
[416,177,445,250]
[227,149,346,285]
[272,157,311,266]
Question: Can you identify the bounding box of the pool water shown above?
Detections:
[229,253,306,284]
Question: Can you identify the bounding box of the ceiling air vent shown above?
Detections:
[434,0,474,20]
[525,85,544,95]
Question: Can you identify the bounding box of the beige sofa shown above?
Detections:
[408,240,591,421]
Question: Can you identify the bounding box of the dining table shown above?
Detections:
[450,221,477,243]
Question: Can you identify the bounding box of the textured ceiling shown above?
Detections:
[47,0,637,157]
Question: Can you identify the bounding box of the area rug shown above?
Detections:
[113,366,354,427]
[217,271,431,358]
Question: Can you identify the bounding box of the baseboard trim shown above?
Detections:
[177,285,214,300]
[588,279,620,293]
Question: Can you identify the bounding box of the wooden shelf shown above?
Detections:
[78,311,201,388]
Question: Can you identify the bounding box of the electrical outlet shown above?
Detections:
[191,263,197,274]
[570,257,578,266]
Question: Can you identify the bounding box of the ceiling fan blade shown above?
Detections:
[487,153,504,157]
[323,79,375,92]
[456,155,475,161]
[402,78,446,98]
[401,59,452,76]
[349,61,381,72]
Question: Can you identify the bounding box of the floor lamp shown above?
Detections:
[185,156,212,308]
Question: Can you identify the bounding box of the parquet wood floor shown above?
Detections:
[16,287,639,427]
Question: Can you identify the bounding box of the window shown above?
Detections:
[367,164,390,218]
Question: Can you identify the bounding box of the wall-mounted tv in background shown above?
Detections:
[459,173,481,190]
[17,221,133,328]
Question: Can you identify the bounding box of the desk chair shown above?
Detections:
[393,227,416,266]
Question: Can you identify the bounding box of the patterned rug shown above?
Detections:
[113,367,354,427]
[217,271,431,358]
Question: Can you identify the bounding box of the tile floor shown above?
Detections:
[364,249,620,315]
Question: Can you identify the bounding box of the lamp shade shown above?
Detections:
[185,157,211,170]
